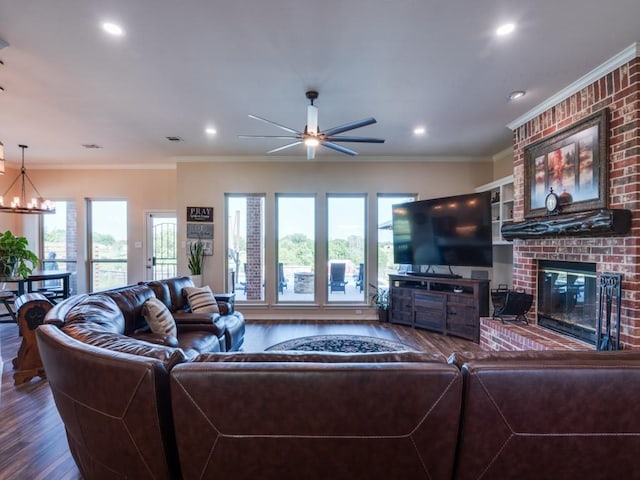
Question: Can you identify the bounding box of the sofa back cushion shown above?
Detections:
[148,276,195,312]
[36,324,180,480]
[170,355,461,480]
[454,356,640,480]
[104,284,156,334]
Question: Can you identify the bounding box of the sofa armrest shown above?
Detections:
[215,293,235,313]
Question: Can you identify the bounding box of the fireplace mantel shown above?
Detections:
[501,208,631,240]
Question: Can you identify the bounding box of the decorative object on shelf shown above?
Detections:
[491,191,500,203]
[545,187,560,215]
[524,109,608,219]
[0,145,55,214]
[0,230,39,279]
[501,208,631,240]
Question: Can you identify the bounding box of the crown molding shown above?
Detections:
[507,42,640,130]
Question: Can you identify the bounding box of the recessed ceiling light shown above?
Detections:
[508,90,526,100]
[205,127,217,135]
[102,22,125,36]
[496,23,515,36]
[413,127,426,136]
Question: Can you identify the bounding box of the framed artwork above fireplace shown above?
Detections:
[523,108,609,218]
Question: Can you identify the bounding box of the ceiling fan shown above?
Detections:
[239,90,385,160]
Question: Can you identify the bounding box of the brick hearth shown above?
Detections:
[480,318,593,351]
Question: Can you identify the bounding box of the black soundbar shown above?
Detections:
[407,272,462,279]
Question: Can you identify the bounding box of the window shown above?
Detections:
[377,194,416,288]
[88,200,127,291]
[327,195,365,302]
[276,195,316,302]
[227,194,265,301]
[41,200,78,295]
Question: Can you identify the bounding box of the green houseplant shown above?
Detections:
[187,240,205,285]
[369,283,389,322]
[0,230,39,279]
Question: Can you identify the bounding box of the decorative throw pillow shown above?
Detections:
[183,285,220,314]
[142,297,177,337]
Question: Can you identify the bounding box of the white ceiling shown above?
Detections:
[0,0,639,168]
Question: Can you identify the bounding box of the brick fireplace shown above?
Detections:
[509,52,640,349]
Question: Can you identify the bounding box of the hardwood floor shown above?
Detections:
[0,320,479,479]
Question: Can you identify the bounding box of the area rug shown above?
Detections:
[266,334,414,353]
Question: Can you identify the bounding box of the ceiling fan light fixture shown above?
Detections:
[496,23,515,36]
[304,137,320,147]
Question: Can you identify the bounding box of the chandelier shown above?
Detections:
[0,144,55,214]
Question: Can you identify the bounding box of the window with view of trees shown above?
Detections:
[41,200,78,295]
[327,195,365,302]
[88,199,127,291]
[276,195,316,302]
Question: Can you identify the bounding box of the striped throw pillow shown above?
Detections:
[142,297,177,337]
[184,285,220,314]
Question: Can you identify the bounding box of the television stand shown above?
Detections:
[388,274,489,343]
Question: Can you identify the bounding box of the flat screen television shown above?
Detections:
[392,191,493,269]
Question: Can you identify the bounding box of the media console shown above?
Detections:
[388,274,490,343]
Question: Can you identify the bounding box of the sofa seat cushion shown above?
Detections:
[172,311,226,337]
[177,330,222,355]
[142,297,177,337]
[183,285,220,314]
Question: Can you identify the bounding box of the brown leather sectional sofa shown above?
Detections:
[36,288,640,479]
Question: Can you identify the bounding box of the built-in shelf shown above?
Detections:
[476,175,514,245]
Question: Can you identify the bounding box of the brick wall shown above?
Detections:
[245,196,263,300]
[511,57,640,348]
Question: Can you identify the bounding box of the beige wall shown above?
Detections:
[176,159,494,318]
[0,167,176,292]
[2,158,503,316]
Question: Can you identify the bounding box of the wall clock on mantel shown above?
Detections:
[545,188,560,215]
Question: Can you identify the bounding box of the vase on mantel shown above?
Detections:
[190,274,202,288]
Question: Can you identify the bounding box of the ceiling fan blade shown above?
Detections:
[248,115,301,134]
[238,135,301,139]
[307,145,316,160]
[324,135,385,143]
[307,105,318,135]
[321,117,377,137]
[321,141,358,156]
[266,141,303,154]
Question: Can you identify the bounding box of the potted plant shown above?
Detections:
[187,239,205,287]
[0,230,39,279]
[369,283,389,322]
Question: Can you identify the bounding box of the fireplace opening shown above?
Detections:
[537,260,597,344]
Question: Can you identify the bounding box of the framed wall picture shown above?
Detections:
[523,109,609,218]
[186,239,213,256]
[187,223,213,239]
[186,206,213,222]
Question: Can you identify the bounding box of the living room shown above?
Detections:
[2,2,640,479]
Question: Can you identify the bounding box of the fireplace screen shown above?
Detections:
[537,260,597,344]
